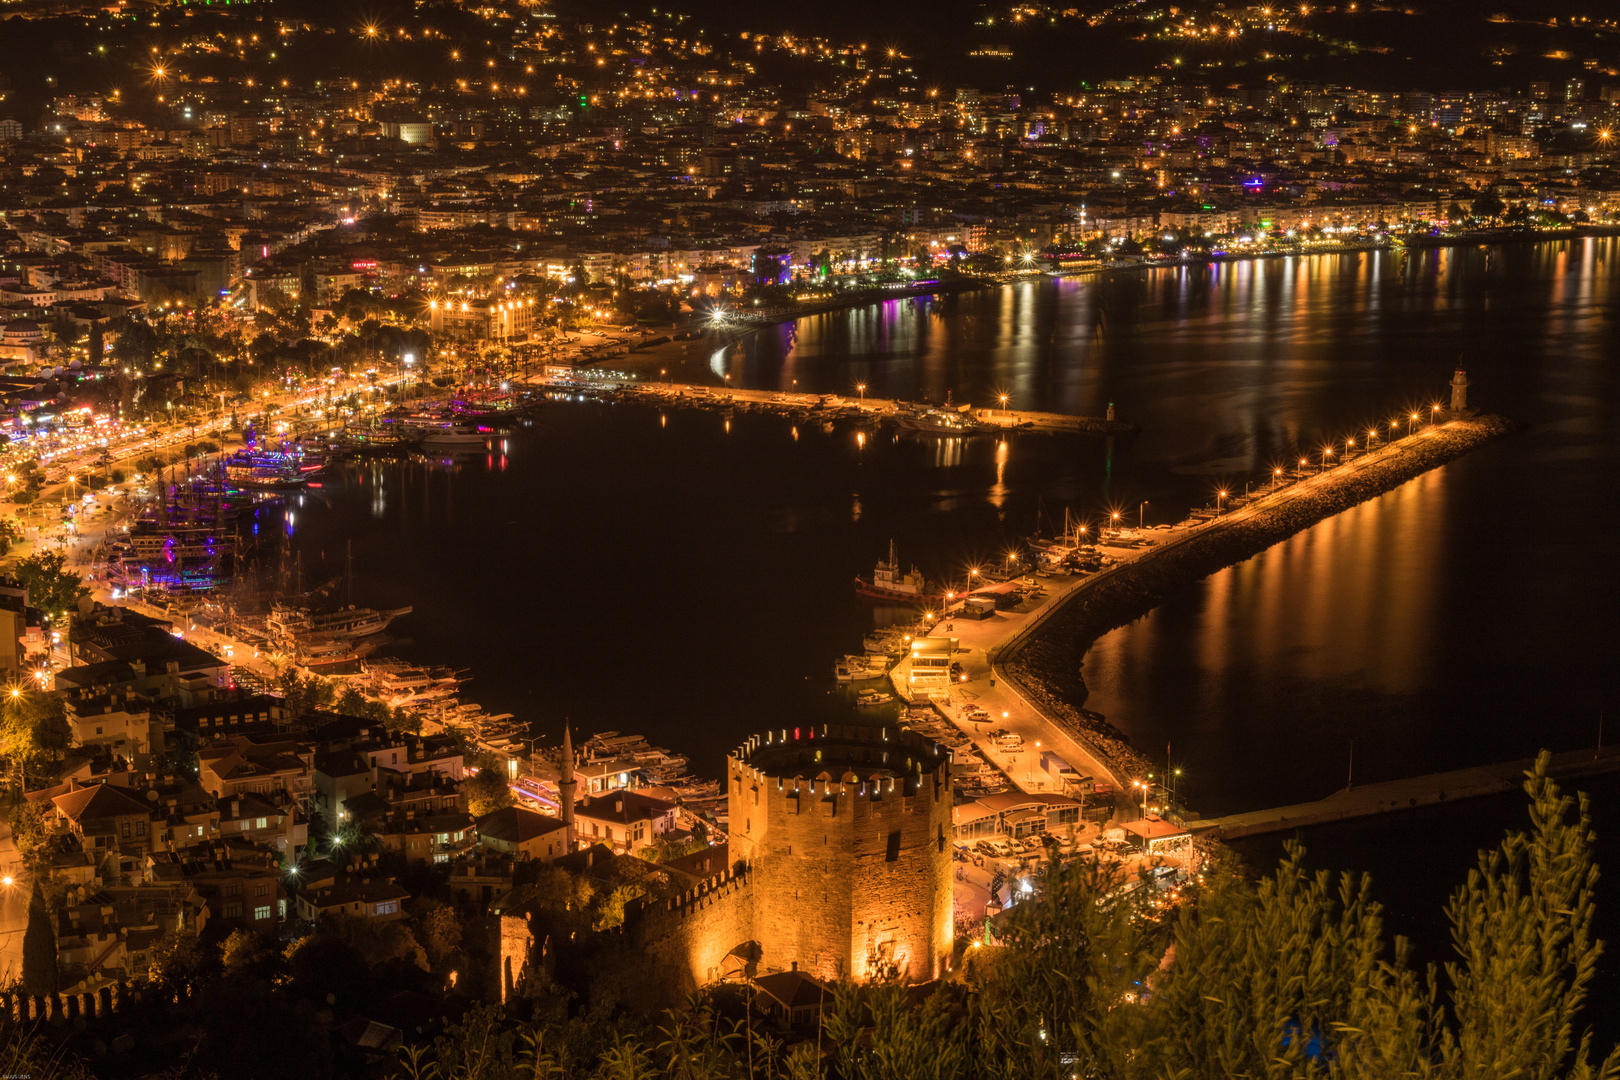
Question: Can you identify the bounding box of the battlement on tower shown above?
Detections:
[730,724,952,783]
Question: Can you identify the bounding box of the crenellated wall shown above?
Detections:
[587,865,759,1011]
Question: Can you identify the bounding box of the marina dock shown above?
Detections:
[1187,745,1620,840]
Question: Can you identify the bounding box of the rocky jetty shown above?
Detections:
[1000,415,1519,782]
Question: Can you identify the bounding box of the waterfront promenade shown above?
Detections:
[892,413,1511,820]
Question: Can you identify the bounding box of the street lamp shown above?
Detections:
[999,393,1009,416]
[857,383,866,402]
[1273,467,1283,487]
[1216,490,1227,515]
[1139,500,1148,529]
[1408,412,1419,437]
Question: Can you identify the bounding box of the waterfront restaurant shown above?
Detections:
[906,636,957,699]
[953,792,1083,841]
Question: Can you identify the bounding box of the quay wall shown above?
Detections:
[1001,415,1518,782]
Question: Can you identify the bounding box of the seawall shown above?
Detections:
[999,415,1519,783]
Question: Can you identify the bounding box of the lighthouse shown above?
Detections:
[1450,369,1469,413]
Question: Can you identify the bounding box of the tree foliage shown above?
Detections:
[373,752,1619,1080]
[465,768,514,817]
[11,551,90,624]
[1,691,74,786]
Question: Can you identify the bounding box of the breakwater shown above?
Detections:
[999,415,1519,784]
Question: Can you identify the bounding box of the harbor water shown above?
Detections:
[274,237,1619,1024]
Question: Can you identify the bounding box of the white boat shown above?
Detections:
[855,690,891,707]
[835,656,885,682]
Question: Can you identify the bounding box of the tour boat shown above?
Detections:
[268,602,413,642]
[223,450,308,490]
[854,541,943,603]
[420,423,493,446]
[296,638,376,675]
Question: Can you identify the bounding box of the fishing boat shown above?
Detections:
[855,541,943,603]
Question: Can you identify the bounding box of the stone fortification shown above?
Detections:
[509,724,956,1011]
[728,724,954,983]
[586,865,759,1011]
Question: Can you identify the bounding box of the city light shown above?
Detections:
[0,5,1582,1069]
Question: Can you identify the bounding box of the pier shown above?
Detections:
[548,376,1136,436]
[872,413,1515,821]
[1188,745,1620,841]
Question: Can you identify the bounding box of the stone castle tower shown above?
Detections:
[727,724,954,983]
[506,723,957,1011]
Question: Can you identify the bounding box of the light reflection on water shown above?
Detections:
[1082,468,1455,816]
[705,238,1620,817]
[293,240,1618,824]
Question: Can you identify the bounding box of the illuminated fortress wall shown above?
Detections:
[517,724,955,1010]
[588,866,759,1011]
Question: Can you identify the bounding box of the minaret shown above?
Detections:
[558,721,578,848]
